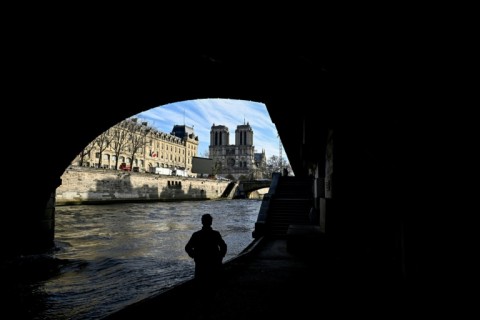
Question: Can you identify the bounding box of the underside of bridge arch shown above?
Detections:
[4,41,453,291]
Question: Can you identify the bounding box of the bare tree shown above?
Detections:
[110,124,129,170]
[212,160,223,177]
[264,155,288,178]
[125,119,150,171]
[263,155,275,178]
[94,129,113,168]
[77,142,95,167]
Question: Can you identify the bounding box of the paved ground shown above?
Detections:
[102,235,421,320]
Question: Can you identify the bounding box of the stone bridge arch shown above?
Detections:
[234,180,272,199]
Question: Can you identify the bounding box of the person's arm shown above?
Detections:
[185,235,196,258]
[218,233,227,258]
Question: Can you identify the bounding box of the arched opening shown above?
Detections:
[13,96,292,318]
[57,98,285,204]
[3,51,351,267]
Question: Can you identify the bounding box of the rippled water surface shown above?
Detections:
[10,199,261,320]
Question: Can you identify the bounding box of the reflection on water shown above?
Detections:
[4,199,261,320]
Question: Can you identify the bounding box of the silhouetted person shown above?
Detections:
[185,213,227,317]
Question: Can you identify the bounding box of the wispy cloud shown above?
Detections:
[134,98,288,162]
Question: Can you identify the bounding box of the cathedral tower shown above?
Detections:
[209,122,261,179]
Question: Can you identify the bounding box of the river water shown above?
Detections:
[7,199,261,320]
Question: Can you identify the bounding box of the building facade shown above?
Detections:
[209,122,266,179]
[71,118,199,177]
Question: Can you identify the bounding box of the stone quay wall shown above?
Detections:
[55,167,233,206]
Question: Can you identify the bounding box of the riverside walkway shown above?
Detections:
[102,235,415,320]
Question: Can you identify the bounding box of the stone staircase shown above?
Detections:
[265,176,314,238]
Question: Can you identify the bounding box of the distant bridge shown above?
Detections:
[233,180,272,199]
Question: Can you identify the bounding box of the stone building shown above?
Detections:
[209,122,266,179]
[71,118,199,176]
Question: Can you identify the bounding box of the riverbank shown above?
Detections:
[56,166,234,205]
[101,236,328,320]
[101,234,419,320]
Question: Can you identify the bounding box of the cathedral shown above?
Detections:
[209,122,266,179]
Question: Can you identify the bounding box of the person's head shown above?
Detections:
[201,214,213,226]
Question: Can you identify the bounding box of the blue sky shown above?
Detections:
[134,98,288,163]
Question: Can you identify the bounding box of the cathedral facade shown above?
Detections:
[209,122,266,179]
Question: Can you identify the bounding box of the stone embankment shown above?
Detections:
[55,167,234,205]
